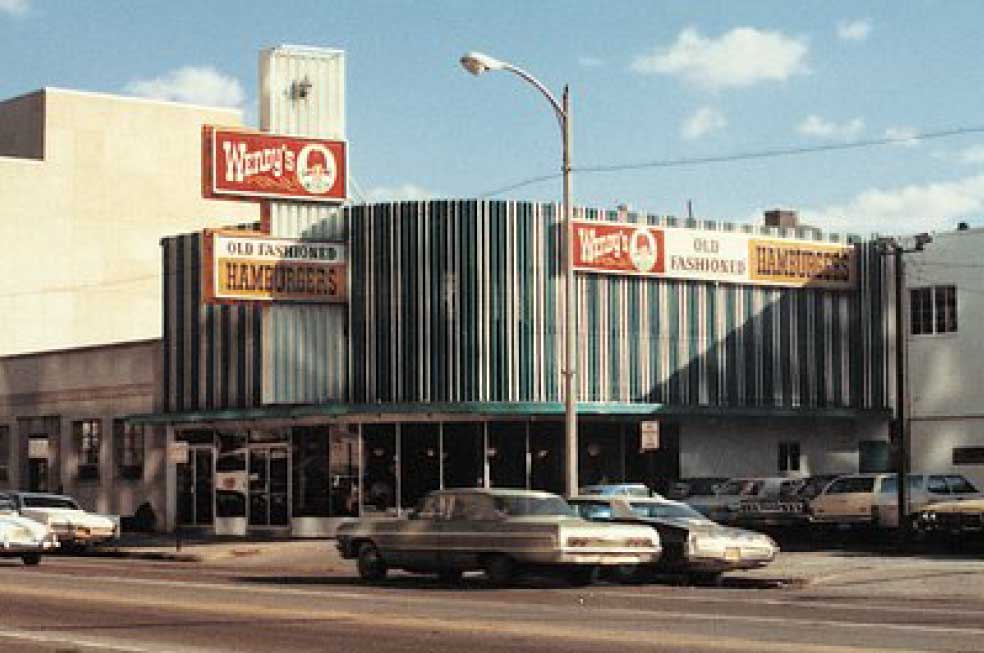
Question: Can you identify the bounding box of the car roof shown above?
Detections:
[6,491,79,502]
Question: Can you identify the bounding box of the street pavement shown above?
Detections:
[1,535,982,652]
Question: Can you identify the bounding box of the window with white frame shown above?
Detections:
[911,285,957,335]
[113,419,144,481]
[0,425,9,482]
[74,419,101,481]
[778,441,801,473]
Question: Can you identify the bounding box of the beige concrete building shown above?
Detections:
[0,88,257,522]
[0,88,257,356]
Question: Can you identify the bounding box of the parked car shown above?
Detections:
[735,475,842,528]
[686,477,805,525]
[667,477,729,500]
[808,473,981,528]
[0,494,59,565]
[914,497,984,543]
[579,483,656,498]
[569,495,778,583]
[0,492,120,548]
[336,488,662,586]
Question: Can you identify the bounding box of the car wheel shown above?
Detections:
[567,565,596,587]
[437,569,463,583]
[607,564,645,584]
[356,542,387,582]
[484,555,514,587]
[21,553,41,566]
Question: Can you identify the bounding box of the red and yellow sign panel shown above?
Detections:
[573,219,856,290]
[203,127,347,203]
[203,230,347,304]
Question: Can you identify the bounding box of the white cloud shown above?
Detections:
[631,27,809,90]
[798,114,864,140]
[0,0,28,15]
[803,174,984,234]
[837,19,871,42]
[959,145,984,164]
[124,66,245,108]
[578,56,604,68]
[681,106,727,140]
[885,126,920,147]
[365,184,435,203]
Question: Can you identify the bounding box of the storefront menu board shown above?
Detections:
[203,127,347,203]
[573,219,856,290]
[203,230,347,304]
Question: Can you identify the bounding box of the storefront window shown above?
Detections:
[488,421,526,488]
[578,422,623,488]
[442,422,483,490]
[292,426,330,518]
[113,420,144,481]
[329,426,359,517]
[215,431,247,520]
[362,424,396,514]
[400,423,441,509]
[530,421,563,493]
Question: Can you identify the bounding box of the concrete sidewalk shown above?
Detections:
[80,534,984,597]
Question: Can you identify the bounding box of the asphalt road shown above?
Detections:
[2,556,984,653]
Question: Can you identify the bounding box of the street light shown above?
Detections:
[459,51,579,498]
[876,232,931,548]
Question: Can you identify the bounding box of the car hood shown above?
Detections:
[0,513,51,540]
[24,508,116,529]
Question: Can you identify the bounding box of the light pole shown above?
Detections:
[459,51,578,497]
[876,233,931,548]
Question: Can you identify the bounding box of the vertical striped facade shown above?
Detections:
[163,199,889,414]
[348,200,888,411]
[162,231,263,412]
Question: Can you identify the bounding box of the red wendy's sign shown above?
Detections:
[573,220,666,275]
[203,127,347,203]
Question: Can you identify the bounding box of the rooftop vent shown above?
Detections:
[764,209,798,228]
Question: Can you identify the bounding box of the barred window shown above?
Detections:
[113,419,144,481]
[74,419,101,481]
[911,285,957,335]
[778,441,801,473]
[0,425,9,482]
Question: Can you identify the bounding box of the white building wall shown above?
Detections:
[907,228,984,488]
[679,417,888,478]
[0,88,259,356]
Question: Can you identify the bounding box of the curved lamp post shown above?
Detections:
[459,51,578,497]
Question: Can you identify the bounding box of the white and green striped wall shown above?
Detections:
[162,200,888,415]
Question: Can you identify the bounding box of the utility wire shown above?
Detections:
[477,125,984,199]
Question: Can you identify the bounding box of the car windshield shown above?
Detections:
[493,495,574,517]
[798,477,836,499]
[717,480,762,496]
[629,501,706,520]
[570,501,613,519]
[22,496,80,510]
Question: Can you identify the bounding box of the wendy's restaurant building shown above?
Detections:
[0,45,898,537]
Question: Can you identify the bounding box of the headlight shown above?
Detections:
[923,512,937,523]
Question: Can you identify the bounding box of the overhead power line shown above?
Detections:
[478,125,984,199]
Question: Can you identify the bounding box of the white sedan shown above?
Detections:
[1,492,119,549]
[0,495,59,565]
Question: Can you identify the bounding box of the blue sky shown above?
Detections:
[3,0,984,236]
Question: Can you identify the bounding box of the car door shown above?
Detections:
[386,494,446,570]
[441,493,499,570]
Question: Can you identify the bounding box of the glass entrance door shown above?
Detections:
[177,447,214,526]
[248,445,290,527]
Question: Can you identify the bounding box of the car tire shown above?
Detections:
[21,554,41,566]
[437,569,463,583]
[484,555,514,587]
[608,564,648,584]
[567,565,596,587]
[356,542,387,582]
